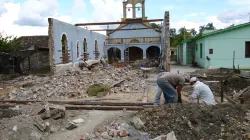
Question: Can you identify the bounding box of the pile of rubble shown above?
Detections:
[1,65,144,100]
[137,104,250,139]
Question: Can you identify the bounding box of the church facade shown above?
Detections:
[47,0,170,73]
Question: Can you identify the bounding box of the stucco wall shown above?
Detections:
[194,38,206,68]
[109,23,160,38]
[52,19,107,64]
[195,25,250,69]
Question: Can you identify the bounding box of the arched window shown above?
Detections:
[135,3,142,18]
[76,41,79,58]
[126,4,133,18]
[61,34,69,64]
[94,40,99,59]
[83,38,88,61]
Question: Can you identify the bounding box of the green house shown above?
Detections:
[178,22,250,69]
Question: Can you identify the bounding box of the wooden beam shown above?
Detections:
[0,100,154,106]
[75,19,163,26]
[90,27,159,31]
[65,105,144,111]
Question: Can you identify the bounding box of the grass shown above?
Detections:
[87,84,111,97]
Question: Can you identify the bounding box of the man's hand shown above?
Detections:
[177,85,183,103]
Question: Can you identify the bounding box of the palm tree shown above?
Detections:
[206,23,216,30]
[190,28,197,36]
[199,25,205,34]
[170,28,176,37]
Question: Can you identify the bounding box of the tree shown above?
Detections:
[190,28,197,36]
[0,32,20,53]
[199,25,205,34]
[170,28,176,37]
[170,27,192,47]
[206,23,216,30]
[150,23,161,30]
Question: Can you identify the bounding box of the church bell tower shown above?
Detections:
[122,0,147,21]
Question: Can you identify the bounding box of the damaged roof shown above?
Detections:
[19,35,49,50]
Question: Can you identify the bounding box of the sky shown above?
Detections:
[0,0,250,36]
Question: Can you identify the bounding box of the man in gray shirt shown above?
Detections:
[154,72,169,105]
[157,73,190,104]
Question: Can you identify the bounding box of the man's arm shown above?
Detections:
[177,84,183,103]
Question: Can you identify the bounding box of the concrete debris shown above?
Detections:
[72,118,84,124]
[38,104,65,120]
[166,131,177,140]
[12,125,17,132]
[34,116,50,132]
[131,116,145,129]
[1,65,143,100]
[65,121,77,130]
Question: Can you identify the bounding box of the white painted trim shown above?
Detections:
[60,32,68,40]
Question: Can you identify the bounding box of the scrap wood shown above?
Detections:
[111,79,125,87]
[224,94,237,104]
[65,105,145,111]
[0,88,12,96]
[233,86,250,100]
[0,100,153,106]
[0,104,16,109]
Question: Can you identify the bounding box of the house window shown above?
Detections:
[196,44,198,51]
[209,49,213,54]
[246,42,250,58]
[200,43,202,58]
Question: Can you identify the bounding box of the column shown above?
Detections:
[143,47,147,59]
[121,45,125,62]
[132,4,136,18]
[123,2,127,19]
[142,1,145,19]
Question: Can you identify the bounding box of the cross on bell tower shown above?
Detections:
[122,0,146,21]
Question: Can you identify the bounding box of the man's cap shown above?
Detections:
[190,77,198,83]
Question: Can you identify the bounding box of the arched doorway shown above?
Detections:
[107,47,121,64]
[146,46,160,59]
[61,34,69,64]
[124,46,143,61]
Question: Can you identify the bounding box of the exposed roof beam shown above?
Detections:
[90,27,160,31]
[75,19,163,26]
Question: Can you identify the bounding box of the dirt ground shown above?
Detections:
[137,104,250,139]
[1,66,250,140]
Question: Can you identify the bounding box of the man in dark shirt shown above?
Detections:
[157,73,190,104]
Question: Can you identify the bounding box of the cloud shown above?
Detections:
[229,0,250,5]
[0,0,10,15]
[171,15,230,32]
[72,0,86,18]
[217,8,250,24]
[90,0,123,29]
[0,2,48,36]
[90,0,123,22]
[14,0,59,27]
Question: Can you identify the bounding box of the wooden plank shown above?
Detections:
[233,86,250,100]
[65,105,144,111]
[75,19,163,26]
